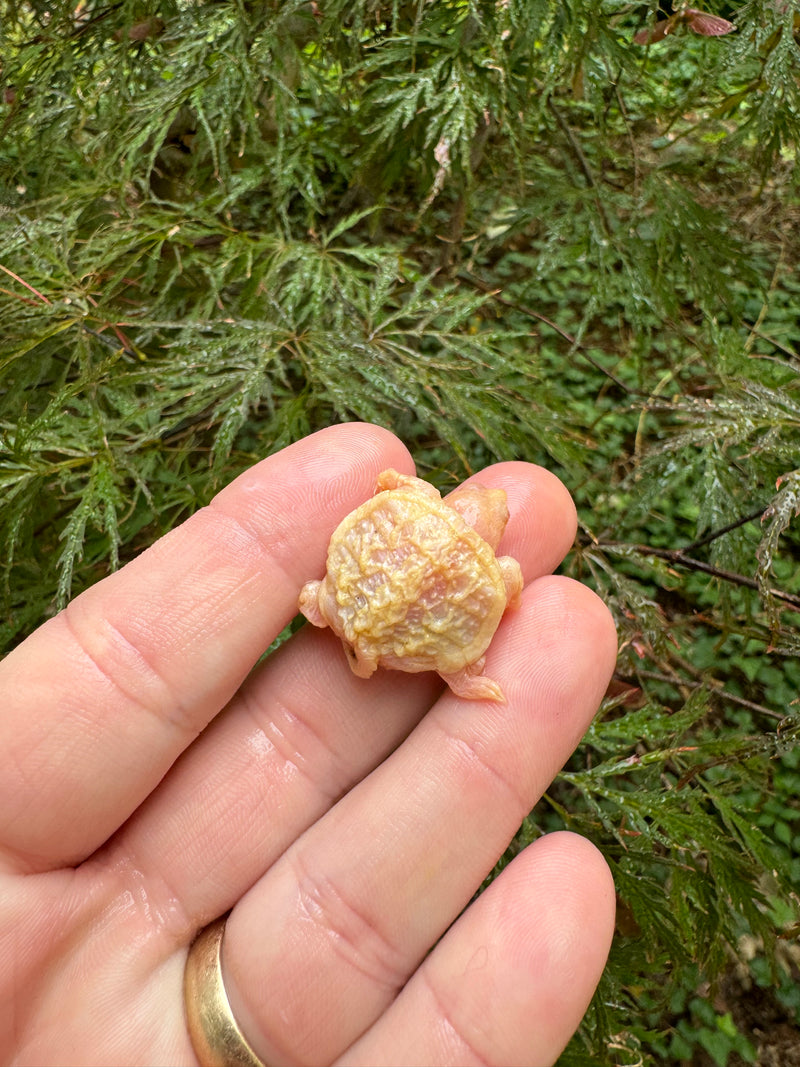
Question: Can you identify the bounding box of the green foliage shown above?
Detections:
[2,1,800,1062]
[659,998,758,1066]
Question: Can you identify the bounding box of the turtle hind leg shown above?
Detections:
[344,640,379,679]
[438,661,505,703]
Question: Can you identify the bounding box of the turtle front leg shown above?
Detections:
[298,580,328,627]
[499,556,523,610]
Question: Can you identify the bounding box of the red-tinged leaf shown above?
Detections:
[113,17,166,43]
[606,680,645,709]
[686,11,735,36]
[633,18,676,45]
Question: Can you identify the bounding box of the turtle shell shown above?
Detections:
[310,479,509,676]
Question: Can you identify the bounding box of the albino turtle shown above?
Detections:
[298,469,523,701]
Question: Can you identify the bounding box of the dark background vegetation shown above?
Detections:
[2,1,800,1062]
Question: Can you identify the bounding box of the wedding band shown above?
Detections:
[184,916,267,1067]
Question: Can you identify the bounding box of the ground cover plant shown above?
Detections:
[2,1,800,1062]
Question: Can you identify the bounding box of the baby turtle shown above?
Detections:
[298,469,523,701]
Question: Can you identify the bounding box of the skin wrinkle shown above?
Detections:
[138,511,268,647]
[61,603,194,739]
[428,715,531,825]
[239,685,343,805]
[0,704,119,874]
[418,967,490,1067]
[238,642,363,799]
[88,844,197,953]
[102,724,268,928]
[289,847,410,996]
[1,869,81,1047]
[256,626,437,788]
[0,745,52,872]
[339,837,615,1067]
[123,640,445,933]
[135,496,304,663]
[10,877,191,1066]
[15,866,144,1015]
[174,806,262,918]
[203,496,301,594]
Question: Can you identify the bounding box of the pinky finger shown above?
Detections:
[339,832,615,1067]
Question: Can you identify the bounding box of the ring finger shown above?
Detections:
[221,576,617,1066]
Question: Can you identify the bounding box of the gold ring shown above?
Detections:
[184,916,267,1067]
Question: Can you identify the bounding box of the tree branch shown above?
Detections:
[682,507,767,553]
[593,539,800,612]
[625,668,785,721]
[547,98,613,237]
[457,270,635,394]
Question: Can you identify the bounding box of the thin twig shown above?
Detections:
[0,264,52,305]
[457,271,635,394]
[595,539,800,612]
[745,240,785,355]
[743,325,799,361]
[682,506,767,552]
[547,98,613,236]
[626,668,784,720]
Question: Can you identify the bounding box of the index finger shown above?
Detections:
[0,423,414,875]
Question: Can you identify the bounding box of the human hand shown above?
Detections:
[0,423,617,1066]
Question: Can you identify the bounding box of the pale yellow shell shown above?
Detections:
[299,469,523,701]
